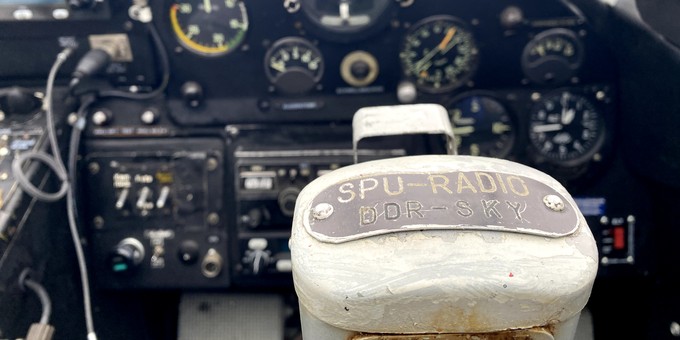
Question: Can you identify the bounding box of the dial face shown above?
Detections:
[264,37,324,94]
[529,92,604,165]
[265,37,324,83]
[169,0,248,56]
[449,95,515,158]
[400,16,479,93]
[522,28,584,84]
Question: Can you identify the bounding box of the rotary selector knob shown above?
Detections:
[278,187,301,217]
[109,238,145,275]
[0,87,42,116]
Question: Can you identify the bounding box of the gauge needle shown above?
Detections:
[559,92,575,125]
[561,108,576,125]
[413,29,457,74]
[532,124,563,133]
[439,28,456,51]
[204,0,212,13]
[453,126,475,135]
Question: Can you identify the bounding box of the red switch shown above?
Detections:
[613,227,625,250]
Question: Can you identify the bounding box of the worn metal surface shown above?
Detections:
[307,171,579,243]
[352,104,456,163]
[291,155,598,335]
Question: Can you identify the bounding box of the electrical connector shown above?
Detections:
[26,323,55,340]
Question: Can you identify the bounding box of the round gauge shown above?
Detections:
[529,91,604,165]
[522,28,584,84]
[300,0,394,42]
[265,37,324,95]
[169,0,248,56]
[448,94,515,158]
[400,16,479,94]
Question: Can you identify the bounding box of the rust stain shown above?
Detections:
[351,325,554,339]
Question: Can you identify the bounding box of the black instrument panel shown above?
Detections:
[153,0,617,123]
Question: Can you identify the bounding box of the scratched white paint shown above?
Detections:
[291,155,598,339]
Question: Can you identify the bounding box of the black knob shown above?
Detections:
[272,69,316,95]
[350,60,371,80]
[181,81,204,108]
[0,87,41,116]
[109,238,145,275]
[178,240,200,265]
[278,187,301,217]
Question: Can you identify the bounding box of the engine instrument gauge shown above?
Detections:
[265,37,324,95]
[169,0,248,57]
[448,94,515,158]
[400,15,479,93]
[529,91,604,165]
[522,29,584,84]
[300,0,395,42]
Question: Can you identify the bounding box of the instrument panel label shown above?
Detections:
[307,171,579,243]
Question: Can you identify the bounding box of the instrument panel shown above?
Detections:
[147,0,617,174]
[0,0,629,289]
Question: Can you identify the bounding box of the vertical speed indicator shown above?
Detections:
[169,0,248,56]
[400,16,479,93]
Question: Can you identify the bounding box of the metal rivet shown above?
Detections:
[543,195,565,212]
[670,321,680,337]
[312,203,334,220]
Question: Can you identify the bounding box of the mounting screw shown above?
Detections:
[283,0,300,13]
[312,203,334,220]
[207,213,220,226]
[88,162,100,175]
[225,126,239,137]
[543,195,565,212]
[206,157,219,171]
[92,110,111,126]
[93,216,105,229]
[140,109,158,125]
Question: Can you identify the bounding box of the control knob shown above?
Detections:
[278,187,301,217]
[109,238,145,275]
